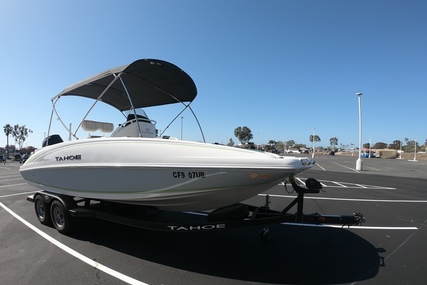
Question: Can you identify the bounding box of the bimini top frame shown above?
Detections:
[47,59,204,140]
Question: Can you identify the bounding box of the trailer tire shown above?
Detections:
[50,200,73,234]
[34,195,52,226]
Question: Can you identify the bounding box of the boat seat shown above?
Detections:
[81,120,114,133]
[111,116,156,138]
[124,114,150,127]
[127,114,149,121]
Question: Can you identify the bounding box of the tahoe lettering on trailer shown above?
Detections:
[55,155,82,161]
[167,224,225,231]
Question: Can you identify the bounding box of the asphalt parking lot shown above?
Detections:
[1,155,427,285]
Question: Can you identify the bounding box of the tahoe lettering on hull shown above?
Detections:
[55,155,82,162]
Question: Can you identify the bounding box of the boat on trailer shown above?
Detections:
[21,58,364,235]
[20,59,314,211]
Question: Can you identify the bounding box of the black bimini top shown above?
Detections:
[54,59,197,111]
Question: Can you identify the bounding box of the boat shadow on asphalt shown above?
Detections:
[69,218,381,284]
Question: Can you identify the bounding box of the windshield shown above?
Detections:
[125,108,149,120]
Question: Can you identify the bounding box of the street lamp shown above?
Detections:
[356,92,363,170]
[413,139,418,162]
[312,128,316,159]
[369,137,371,158]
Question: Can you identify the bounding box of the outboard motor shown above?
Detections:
[42,134,63,147]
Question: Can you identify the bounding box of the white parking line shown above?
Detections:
[332,181,347,188]
[314,163,327,171]
[260,193,427,203]
[282,223,418,230]
[327,225,418,230]
[0,177,25,182]
[0,202,148,285]
[331,161,359,172]
[0,191,37,199]
[280,179,396,190]
[0,183,29,189]
[0,173,20,177]
[296,177,305,184]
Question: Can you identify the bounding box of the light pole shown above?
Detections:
[413,139,418,161]
[312,128,316,159]
[369,137,371,158]
[356,92,363,170]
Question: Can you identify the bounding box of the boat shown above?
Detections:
[20,59,314,211]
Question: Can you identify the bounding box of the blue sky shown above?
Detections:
[1,0,426,149]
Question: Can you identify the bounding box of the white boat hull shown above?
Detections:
[20,138,312,211]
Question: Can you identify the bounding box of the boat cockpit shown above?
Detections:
[110,109,156,138]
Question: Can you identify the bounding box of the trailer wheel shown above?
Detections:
[50,200,73,234]
[34,195,52,226]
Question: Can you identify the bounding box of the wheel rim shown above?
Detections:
[35,200,45,220]
[53,206,65,228]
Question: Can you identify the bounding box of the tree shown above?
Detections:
[329,137,338,151]
[234,126,253,146]
[265,140,278,153]
[285,140,295,150]
[373,142,387,149]
[309,135,321,144]
[277,141,284,153]
[3,124,13,157]
[20,146,36,155]
[12,124,33,150]
[388,140,402,150]
[405,140,419,152]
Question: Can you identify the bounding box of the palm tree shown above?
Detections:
[3,124,13,158]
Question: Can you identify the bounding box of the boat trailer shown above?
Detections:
[28,177,364,236]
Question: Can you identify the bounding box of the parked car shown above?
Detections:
[14,154,22,162]
[362,152,377,158]
[22,154,31,163]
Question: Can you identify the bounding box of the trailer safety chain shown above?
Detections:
[283,179,295,194]
[336,212,365,228]
[352,212,365,226]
